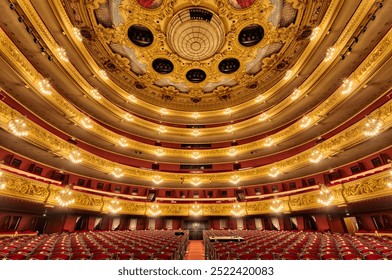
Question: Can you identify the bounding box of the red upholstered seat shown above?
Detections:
[238,253,258,260]
[90,248,107,254]
[300,253,320,260]
[144,248,158,254]
[29,253,49,260]
[341,254,362,260]
[134,253,152,260]
[257,253,274,260]
[107,248,122,253]
[362,252,384,260]
[153,253,172,260]
[0,249,13,255]
[49,253,70,260]
[7,252,29,260]
[280,253,298,260]
[320,253,340,260]
[92,253,112,260]
[71,253,92,260]
[124,248,140,254]
[118,253,134,260]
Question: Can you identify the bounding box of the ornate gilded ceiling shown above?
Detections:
[64,0,329,111]
[0,0,391,194]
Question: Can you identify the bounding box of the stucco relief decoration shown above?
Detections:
[343,178,386,198]
[247,201,269,214]
[289,193,316,208]
[76,193,103,208]
[123,203,146,214]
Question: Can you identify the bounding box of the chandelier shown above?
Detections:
[108,197,122,214]
[310,26,320,41]
[160,108,168,115]
[324,47,336,62]
[192,112,200,119]
[317,184,334,206]
[147,204,161,217]
[341,78,353,94]
[190,177,202,186]
[387,169,392,188]
[268,166,280,177]
[118,137,128,147]
[152,175,163,184]
[227,148,237,157]
[191,151,201,159]
[264,137,274,147]
[309,148,323,163]
[0,171,6,190]
[8,117,29,137]
[81,116,93,129]
[124,113,134,122]
[155,148,165,157]
[157,125,167,134]
[69,149,82,164]
[99,69,108,80]
[300,115,312,128]
[91,89,101,100]
[230,174,240,184]
[231,203,245,217]
[284,69,294,80]
[270,197,284,213]
[111,167,124,178]
[255,94,265,103]
[364,116,383,137]
[225,125,235,133]
[259,113,268,121]
[73,27,83,41]
[189,204,202,216]
[38,79,52,95]
[291,88,301,100]
[191,129,200,137]
[55,185,75,207]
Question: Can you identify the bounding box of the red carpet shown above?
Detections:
[185,240,205,260]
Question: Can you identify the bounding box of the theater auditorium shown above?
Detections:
[1,0,392,261]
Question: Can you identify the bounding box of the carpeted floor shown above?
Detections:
[185,240,205,260]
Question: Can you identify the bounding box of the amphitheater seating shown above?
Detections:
[0,230,189,260]
[204,230,392,260]
[2,229,392,260]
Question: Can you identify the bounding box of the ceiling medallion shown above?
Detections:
[167,8,225,61]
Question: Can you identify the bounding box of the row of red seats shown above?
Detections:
[0,230,189,260]
[204,230,392,260]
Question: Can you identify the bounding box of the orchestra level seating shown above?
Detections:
[0,230,189,260]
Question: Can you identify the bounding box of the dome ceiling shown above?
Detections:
[65,0,328,111]
[0,0,391,193]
